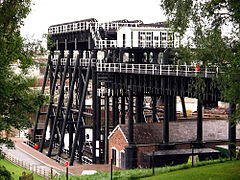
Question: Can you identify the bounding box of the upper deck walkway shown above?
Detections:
[52,58,219,78]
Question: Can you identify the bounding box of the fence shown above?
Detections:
[4,153,59,179]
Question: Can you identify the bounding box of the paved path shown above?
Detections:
[1,145,49,171]
[9,137,119,176]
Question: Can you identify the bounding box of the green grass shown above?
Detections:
[0,159,45,180]
[141,160,240,180]
[55,159,240,180]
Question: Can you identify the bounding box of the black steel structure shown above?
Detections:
[32,18,235,168]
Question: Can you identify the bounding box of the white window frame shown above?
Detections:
[120,150,125,169]
[112,147,119,167]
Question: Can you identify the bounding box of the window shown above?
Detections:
[123,34,126,48]
[121,151,125,169]
[161,32,167,41]
[112,149,116,165]
[112,147,119,167]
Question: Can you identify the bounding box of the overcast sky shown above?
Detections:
[21,0,166,40]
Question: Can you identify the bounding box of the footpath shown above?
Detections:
[8,137,118,176]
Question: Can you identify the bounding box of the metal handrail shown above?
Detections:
[53,58,219,78]
[96,63,219,78]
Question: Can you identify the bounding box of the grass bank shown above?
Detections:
[0,159,45,180]
[141,160,240,180]
[56,159,239,180]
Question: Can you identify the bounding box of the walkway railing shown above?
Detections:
[4,153,59,179]
[48,21,142,35]
[96,62,219,78]
[51,58,219,78]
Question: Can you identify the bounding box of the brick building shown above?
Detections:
[108,120,240,168]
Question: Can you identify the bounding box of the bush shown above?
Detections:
[0,165,12,180]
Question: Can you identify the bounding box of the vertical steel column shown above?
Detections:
[197,99,203,142]
[69,60,92,166]
[173,96,176,121]
[169,95,176,121]
[124,78,138,169]
[92,50,98,164]
[136,91,144,123]
[180,96,187,118]
[136,94,142,123]
[115,96,119,126]
[113,94,119,127]
[146,52,150,63]
[39,53,62,153]
[163,95,169,144]
[57,56,79,157]
[168,95,172,122]
[68,56,73,157]
[152,96,157,122]
[33,55,51,142]
[121,90,126,124]
[77,69,84,163]
[229,103,236,159]
[141,94,145,123]
[96,81,102,162]
[112,89,116,127]
[47,56,70,157]
[128,87,134,144]
[104,86,110,164]
[153,51,159,64]
[68,117,73,157]
[112,77,119,127]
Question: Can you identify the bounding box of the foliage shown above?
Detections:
[0,0,46,156]
[160,0,240,123]
[0,159,45,180]
[0,165,12,180]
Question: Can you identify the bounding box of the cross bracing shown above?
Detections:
[32,18,226,168]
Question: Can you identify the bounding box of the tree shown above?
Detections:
[160,0,240,123]
[0,0,45,155]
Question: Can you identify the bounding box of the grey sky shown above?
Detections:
[21,0,166,40]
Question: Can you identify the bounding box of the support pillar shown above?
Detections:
[169,95,176,121]
[77,67,84,163]
[104,89,109,164]
[159,94,175,150]
[114,95,119,127]
[136,94,143,123]
[197,99,203,142]
[168,95,176,121]
[152,96,157,122]
[163,95,169,144]
[153,51,159,64]
[181,96,187,118]
[96,82,102,163]
[146,52,150,63]
[68,117,73,157]
[119,49,124,63]
[229,103,236,159]
[92,51,98,164]
[121,90,126,124]
[112,85,119,127]
[124,83,137,169]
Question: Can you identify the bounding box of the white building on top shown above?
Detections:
[117,27,180,48]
